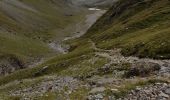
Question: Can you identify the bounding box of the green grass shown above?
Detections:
[0,39,108,85]
[0,0,85,37]
[0,32,51,57]
[0,0,169,99]
[0,0,88,74]
[69,87,89,100]
[0,42,94,85]
[83,0,170,59]
[0,32,52,68]
[1,0,170,84]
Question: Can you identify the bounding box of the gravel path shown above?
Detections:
[89,40,170,77]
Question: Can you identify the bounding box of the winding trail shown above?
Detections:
[89,40,170,77]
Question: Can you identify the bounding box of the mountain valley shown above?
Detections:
[0,0,169,99]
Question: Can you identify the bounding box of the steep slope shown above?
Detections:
[70,0,116,8]
[0,0,117,76]
[0,0,88,75]
[0,0,84,41]
[84,0,170,59]
[0,0,169,99]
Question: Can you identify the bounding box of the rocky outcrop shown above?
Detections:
[124,83,170,100]
[10,76,84,99]
[0,54,24,75]
[124,62,161,78]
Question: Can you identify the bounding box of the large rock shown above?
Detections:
[0,54,24,75]
[33,66,48,77]
[124,62,161,77]
[89,87,106,94]
[164,87,170,95]
[124,83,170,100]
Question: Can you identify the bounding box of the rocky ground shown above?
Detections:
[124,83,170,100]
[2,40,169,99]
[9,76,84,99]
[1,0,169,99]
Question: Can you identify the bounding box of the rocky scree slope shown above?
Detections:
[0,0,169,99]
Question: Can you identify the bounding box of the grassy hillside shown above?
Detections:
[0,0,87,73]
[84,0,170,59]
[0,0,84,41]
[0,0,169,86]
[0,32,51,61]
[0,0,169,99]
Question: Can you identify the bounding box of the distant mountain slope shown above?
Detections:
[84,0,170,59]
[0,0,112,75]
[70,0,116,7]
[0,0,80,39]
[0,0,169,99]
[0,0,86,75]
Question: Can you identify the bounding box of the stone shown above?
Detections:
[144,90,150,94]
[124,62,161,77]
[164,87,170,95]
[162,63,169,67]
[87,95,93,100]
[34,66,48,77]
[123,83,170,100]
[135,87,142,92]
[89,87,106,94]
[148,62,161,71]
[95,94,103,99]
[159,91,169,98]
[108,96,116,100]
[111,88,119,92]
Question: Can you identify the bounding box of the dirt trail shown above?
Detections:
[89,40,170,77]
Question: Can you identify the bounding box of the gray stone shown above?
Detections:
[95,94,103,99]
[89,87,106,94]
[159,91,169,98]
[164,87,170,95]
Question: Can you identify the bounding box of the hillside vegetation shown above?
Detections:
[0,0,87,74]
[0,0,169,99]
[84,0,170,59]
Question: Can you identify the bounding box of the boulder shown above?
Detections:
[124,62,161,77]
